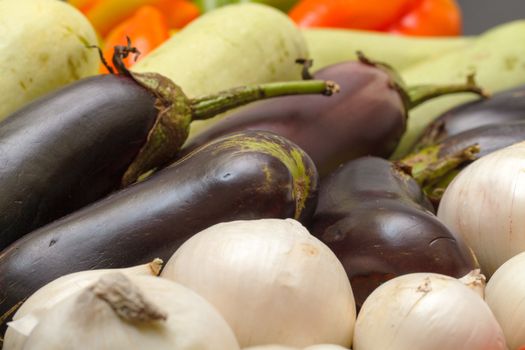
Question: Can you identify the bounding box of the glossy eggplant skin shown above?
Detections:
[433,121,525,159]
[0,131,318,333]
[0,74,158,250]
[416,84,525,148]
[308,157,478,310]
[181,61,406,177]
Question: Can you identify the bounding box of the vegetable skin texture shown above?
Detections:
[0,0,99,121]
[437,141,525,276]
[0,130,318,337]
[289,0,461,37]
[309,156,478,310]
[0,74,157,250]
[393,20,525,158]
[182,60,406,177]
[302,28,472,72]
[414,84,525,149]
[132,3,309,138]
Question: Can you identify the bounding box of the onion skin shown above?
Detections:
[414,84,525,149]
[0,74,158,250]
[181,60,406,177]
[308,157,478,310]
[0,131,318,338]
[437,141,525,276]
[353,273,507,350]
[486,252,525,350]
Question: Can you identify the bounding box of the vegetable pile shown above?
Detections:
[1,0,525,349]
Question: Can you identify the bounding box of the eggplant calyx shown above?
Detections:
[122,71,192,187]
[356,51,411,112]
[401,143,480,188]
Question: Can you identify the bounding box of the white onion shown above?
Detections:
[4,259,163,350]
[18,273,240,350]
[437,141,525,276]
[486,251,525,350]
[243,345,349,350]
[353,272,507,350]
[161,218,356,348]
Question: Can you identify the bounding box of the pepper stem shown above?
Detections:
[190,80,340,121]
[406,74,489,110]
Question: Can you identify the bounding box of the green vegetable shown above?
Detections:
[303,28,473,72]
[132,3,308,139]
[194,0,298,13]
[0,0,99,121]
[392,20,525,158]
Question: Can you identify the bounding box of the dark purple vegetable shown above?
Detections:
[308,156,478,311]
[403,120,525,206]
[0,130,318,337]
[181,54,486,177]
[414,84,525,150]
[0,46,336,250]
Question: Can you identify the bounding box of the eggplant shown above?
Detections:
[402,120,525,206]
[308,157,478,311]
[0,46,335,250]
[0,130,318,336]
[414,84,525,149]
[181,54,486,177]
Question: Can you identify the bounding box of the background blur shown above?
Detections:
[458,0,525,34]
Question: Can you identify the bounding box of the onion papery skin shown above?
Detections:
[353,273,507,350]
[437,141,525,276]
[486,251,525,350]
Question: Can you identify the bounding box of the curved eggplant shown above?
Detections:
[415,84,525,149]
[0,130,318,336]
[0,74,157,250]
[308,157,478,311]
[181,55,486,177]
[0,47,335,250]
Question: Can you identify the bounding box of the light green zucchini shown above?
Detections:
[0,0,99,121]
[392,20,525,158]
[132,3,308,139]
[303,28,474,72]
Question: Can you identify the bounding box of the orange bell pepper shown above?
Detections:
[100,5,170,73]
[85,0,199,37]
[289,0,461,36]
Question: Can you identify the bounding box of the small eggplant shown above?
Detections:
[308,156,478,311]
[0,130,318,336]
[403,120,525,206]
[414,84,525,149]
[181,54,486,177]
[0,45,336,250]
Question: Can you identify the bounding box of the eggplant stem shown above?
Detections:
[88,45,114,74]
[112,37,141,77]
[190,80,339,121]
[407,74,490,110]
[295,58,314,80]
[402,143,480,187]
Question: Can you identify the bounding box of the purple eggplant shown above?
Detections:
[308,156,478,311]
[180,54,486,177]
[402,120,525,206]
[0,130,318,337]
[0,46,336,250]
[415,84,525,149]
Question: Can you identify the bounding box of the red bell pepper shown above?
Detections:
[289,0,462,36]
